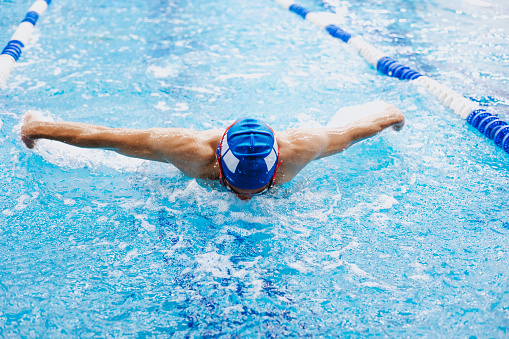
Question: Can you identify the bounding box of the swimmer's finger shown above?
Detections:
[21,111,39,149]
[22,134,35,149]
[392,120,405,131]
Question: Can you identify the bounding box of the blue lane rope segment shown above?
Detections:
[486,120,507,140]
[289,4,310,19]
[45,0,52,4]
[376,56,422,80]
[281,1,508,154]
[478,115,497,134]
[21,11,39,25]
[502,133,509,152]
[325,25,352,43]
[462,106,509,153]
[467,109,491,128]
[467,108,509,151]
[1,40,25,61]
[494,126,509,148]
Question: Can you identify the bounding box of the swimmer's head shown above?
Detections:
[216,118,280,192]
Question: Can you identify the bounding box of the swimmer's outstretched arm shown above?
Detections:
[275,104,405,182]
[318,103,405,159]
[21,112,222,179]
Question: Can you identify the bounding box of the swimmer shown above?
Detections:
[21,103,404,200]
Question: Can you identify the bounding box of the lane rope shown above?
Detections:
[0,0,52,87]
[275,0,509,154]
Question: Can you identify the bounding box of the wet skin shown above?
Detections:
[21,103,405,198]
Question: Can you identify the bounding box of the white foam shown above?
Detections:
[288,260,313,273]
[223,304,244,314]
[160,84,221,95]
[27,81,47,91]
[195,252,233,278]
[249,279,264,298]
[462,0,493,7]
[97,216,108,223]
[231,258,259,279]
[109,270,123,278]
[2,209,14,216]
[340,241,361,252]
[322,259,345,271]
[14,192,39,211]
[154,101,171,111]
[134,214,156,232]
[33,138,150,171]
[19,111,161,172]
[369,212,391,227]
[123,249,139,263]
[372,194,399,211]
[327,100,389,128]
[228,211,272,225]
[359,281,397,291]
[342,194,399,218]
[63,199,76,206]
[410,274,432,282]
[173,103,189,111]
[147,64,180,78]
[346,262,370,278]
[215,73,270,81]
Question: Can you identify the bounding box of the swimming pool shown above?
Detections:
[1,0,508,336]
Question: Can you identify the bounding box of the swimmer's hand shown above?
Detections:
[386,104,405,131]
[21,111,39,149]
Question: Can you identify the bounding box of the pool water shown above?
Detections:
[1,0,508,336]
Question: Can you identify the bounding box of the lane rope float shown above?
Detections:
[0,0,52,87]
[275,0,509,154]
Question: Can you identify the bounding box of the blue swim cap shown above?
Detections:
[217,118,279,190]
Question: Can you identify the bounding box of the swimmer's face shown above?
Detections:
[224,180,270,201]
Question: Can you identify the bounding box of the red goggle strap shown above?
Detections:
[269,158,283,188]
[216,121,238,186]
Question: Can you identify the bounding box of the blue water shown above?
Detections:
[1,0,509,337]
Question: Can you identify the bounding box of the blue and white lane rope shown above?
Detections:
[275,0,509,154]
[0,0,52,87]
